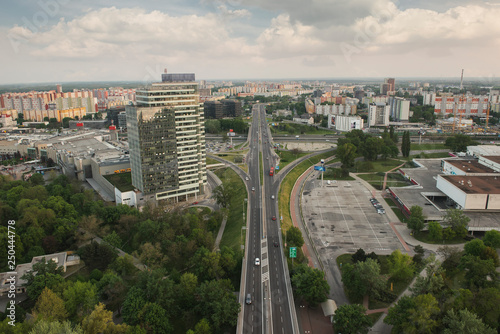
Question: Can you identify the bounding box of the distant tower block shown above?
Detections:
[56,84,62,93]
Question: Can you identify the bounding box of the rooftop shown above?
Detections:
[440,175,500,194]
[445,159,497,174]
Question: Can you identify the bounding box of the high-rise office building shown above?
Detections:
[126,72,206,202]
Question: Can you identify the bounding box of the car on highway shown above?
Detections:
[246,294,252,304]
[192,201,198,205]
[252,187,255,191]
[271,195,275,200]
[274,241,279,247]
[245,177,249,181]
[255,258,260,266]
[271,216,277,221]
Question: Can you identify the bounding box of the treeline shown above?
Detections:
[0,172,240,333]
[205,118,249,134]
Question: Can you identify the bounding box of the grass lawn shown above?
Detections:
[214,153,244,163]
[279,150,335,231]
[206,157,219,165]
[260,152,264,185]
[357,172,410,190]
[275,150,309,172]
[104,172,134,192]
[413,230,467,245]
[383,198,408,223]
[410,143,448,150]
[355,159,406,173]
[214,167,247,253]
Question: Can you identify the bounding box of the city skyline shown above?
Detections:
[1,0,500,84]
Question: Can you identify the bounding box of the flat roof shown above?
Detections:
[445,159,497,174]
[482,156,500,165]
[440,175,500,194]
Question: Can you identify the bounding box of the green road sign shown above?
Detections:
[289,247,297,258]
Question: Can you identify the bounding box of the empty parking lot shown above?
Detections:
[302,179,404,255]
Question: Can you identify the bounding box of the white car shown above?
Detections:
[246,177,249,181]
[271,195,275,200]
[255,258,260,266]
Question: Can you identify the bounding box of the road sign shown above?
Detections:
[276,165,280,170]
[289,247,297,258]
[314,166,326,172]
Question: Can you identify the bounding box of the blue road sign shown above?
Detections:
[314,166,326,172]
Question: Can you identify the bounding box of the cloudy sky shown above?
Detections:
[0,0,499,84]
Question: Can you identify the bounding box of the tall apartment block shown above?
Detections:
[126,72,206,202]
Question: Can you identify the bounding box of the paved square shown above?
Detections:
[302,180,404,254]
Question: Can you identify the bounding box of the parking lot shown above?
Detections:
[301,178,404,255]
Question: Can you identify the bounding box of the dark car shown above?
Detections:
[274,241,279,247]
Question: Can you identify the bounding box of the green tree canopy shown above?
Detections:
[387,249,415,282]
[33,287,67,322]
[333,304,371,334]
[483,230,500,248]
[443,309,496,334]
[342,258,385,300]
[291,264,330,306]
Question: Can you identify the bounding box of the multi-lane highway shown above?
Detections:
[241,104,298,334]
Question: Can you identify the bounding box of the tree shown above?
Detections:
[443,209,470,238]
[286,226,304,248]
[63,281,99,321]
[361,136,383,161]
[195,279,240,331]
[29,173,45,186]
[78,241,118,271]
[407,205,425,232]
[387,249,414,282]
[384,296,417,332]
[337,143,357,176]
[438,246,463,274]
[342,258,385,300]
[483,230,500,248]
[443,309,496,334]
[413,245,425,266]
[460,255,497,288]
[406,294,440,333]
[410,255,444,296]
[188,318,212,334]
[211,184,234,209]
[464,239,486,257]
[29,320,83,334]
[352,248,366,263]
[97,272,126,314]
[122,286,147,326]
[445,134,478,152]
[33,287,67,322]
[428,221,443,241]
[333,304,371,334]
[82,303,129,334]
[21,259,64,300]
[401,131,411,157]
[291,264,330,306]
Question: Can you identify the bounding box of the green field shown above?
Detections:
[278,150,335,231]
[357,172,410,190]
[410,143,448,150]
[275,150,309,172]
[103,172,134,192]
[355,159,407,173]
[214,167,247,253]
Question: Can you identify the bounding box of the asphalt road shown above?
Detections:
[241,104,298,334]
